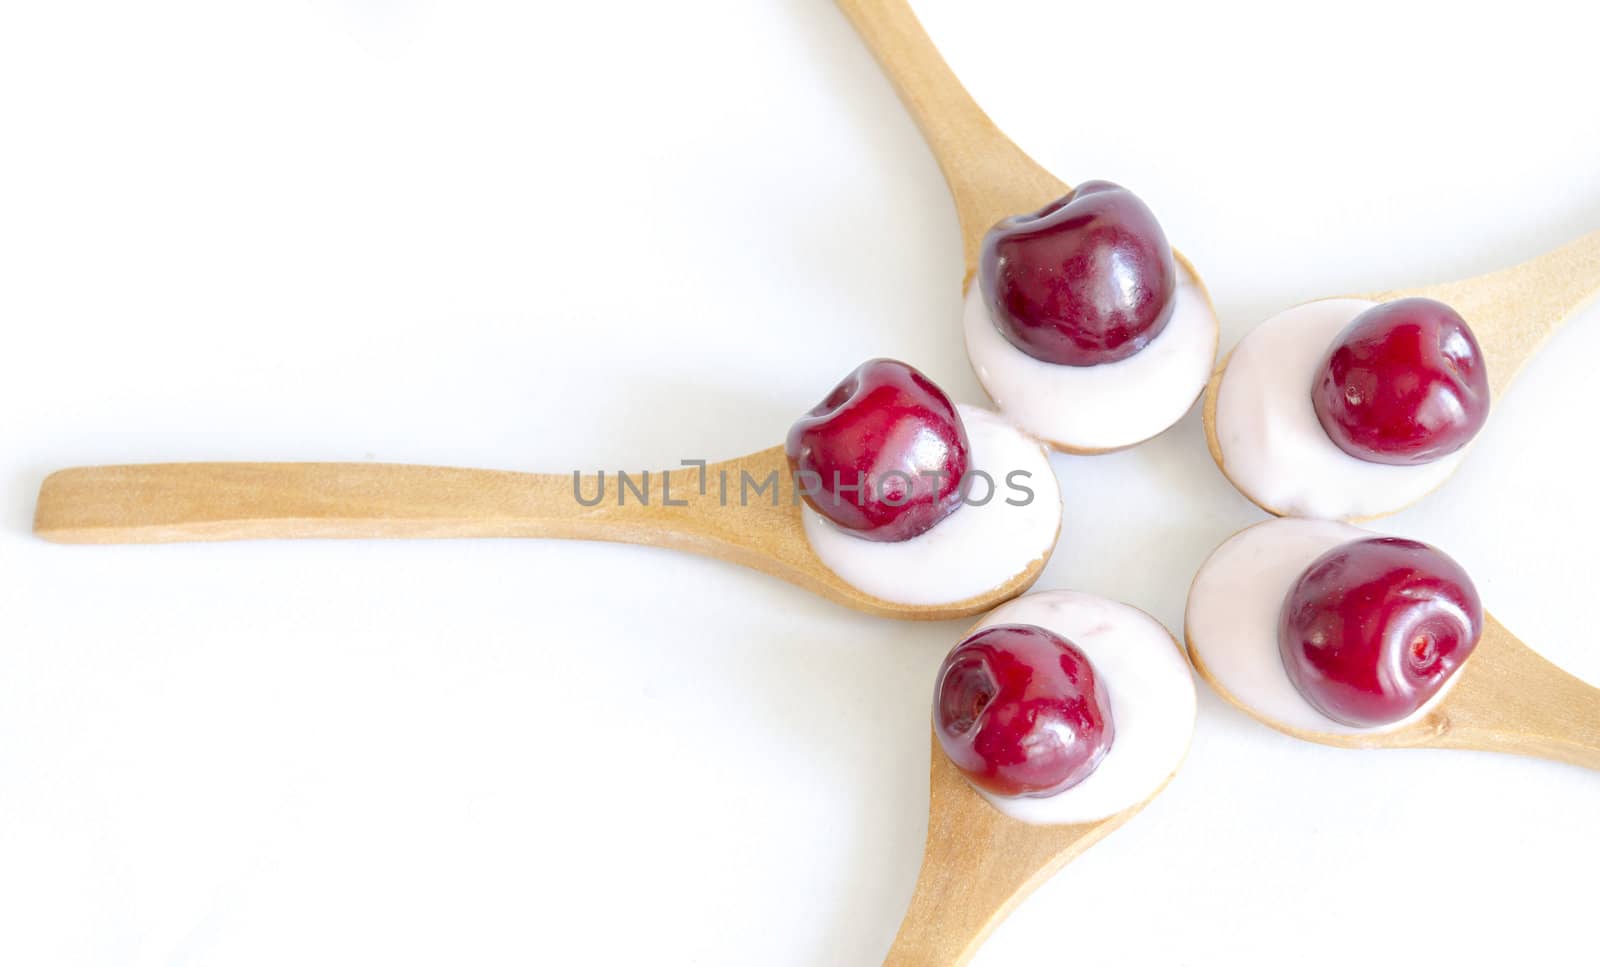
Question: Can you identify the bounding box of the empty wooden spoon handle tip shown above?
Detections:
[1426,615,1600,770]
[835,0,1065,283]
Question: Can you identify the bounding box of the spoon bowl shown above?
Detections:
[33,439,1058,622]
[1204,230,1600,520]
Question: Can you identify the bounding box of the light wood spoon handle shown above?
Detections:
[1375,229,1600,399]
[34,458,782,546]
[886,738,1130,967]
[1418,615,1600,769]
[836,0,1066,286]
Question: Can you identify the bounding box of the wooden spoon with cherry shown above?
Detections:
[836,0,1220,455]
[1203,230,1600,521]
[1186,518,1600,769]
[887,590,1195,966]
[34,361,1062,622]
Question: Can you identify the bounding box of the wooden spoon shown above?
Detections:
[1203,229,1600,518]
[1185,522,1600,769]
[887,601,1191,966]
[835,0,1217,455]
[32,451,1055,622]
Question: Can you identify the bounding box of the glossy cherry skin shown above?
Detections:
[785,358,970,543]
[934,623,1114,798]
[1312,298,1490,466]
[978,180,1177,367]
[1279,537,1483,728]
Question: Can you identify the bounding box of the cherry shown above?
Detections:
[785,358,970,543]
[1312,298,1490,466]
[1279,537,1482,728]
[934,623,1114,798]
[978,180,1177,367]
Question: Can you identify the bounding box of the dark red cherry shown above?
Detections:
[934,623,1114,798]
[1312,298,1490,465]
[979,181,1177,367]
[1279,537,1483,727]
[785,358,969,543]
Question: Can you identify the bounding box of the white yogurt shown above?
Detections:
[962,590,1196,826]
[801,405,1060,607]
[1185,517,1459,737]
[1214,298,1469,520]
[963,259,1218,452]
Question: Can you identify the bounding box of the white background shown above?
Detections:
[3,1,1599,964]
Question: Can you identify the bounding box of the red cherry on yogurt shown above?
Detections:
[1279,537,1483,728]
[1312,297,1490,466]
[786,358,970,543]
[979,181,1177,367]
[934,623,1114,798]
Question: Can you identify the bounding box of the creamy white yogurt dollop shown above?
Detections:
[1214,298,1469,520]
[1185,517,1459,737]
[962,590,1196,825]
[963,260,1218,452]
[801,405,1060,607]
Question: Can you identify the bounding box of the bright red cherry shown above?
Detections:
[786,358,970,543]
[1279,537,1483,728]
[934,623,1114,798]
[979,181,1177,367]
[1312,298,1490,466]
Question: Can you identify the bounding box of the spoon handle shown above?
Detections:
[1433,614,1600,770]
[33,451,792,556]
[1380,229,1600,400]
[835,0,1065,283]
[887,737,1111,967]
